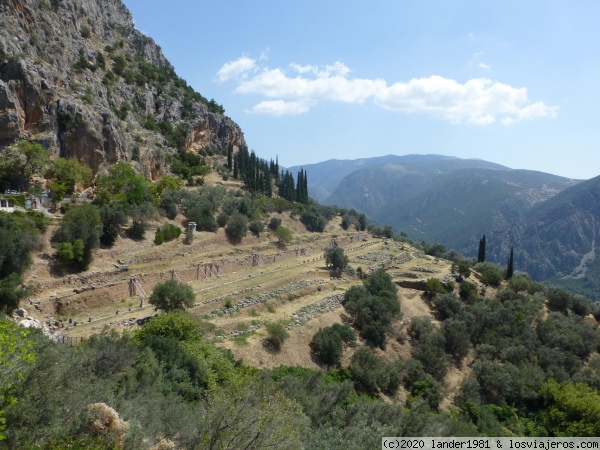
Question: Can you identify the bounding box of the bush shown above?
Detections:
[474,262,504,287]
[268,217,282,230]
[149,280,196,312]
[424,278,446,297]
[459,281,479,302]
[264,322,289,352]
[155,223,182,245]
[154,229,164,245]
[216,212,228,228]
[248,220,263,237]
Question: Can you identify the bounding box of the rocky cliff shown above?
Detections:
[0,0,245,178]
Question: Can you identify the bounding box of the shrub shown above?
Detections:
[459,281,479,302]
[248,219,263,237]
[264,322,289,352]
[268,217,282,230]
[154,229,164,245]
[424,278,446,297]
[474,262,504,287]
[216,212,228,228]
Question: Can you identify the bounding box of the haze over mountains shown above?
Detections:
[291,155,600,292]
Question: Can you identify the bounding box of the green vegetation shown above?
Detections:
[45,157,93,201]
[264,322,289,352]
[310,323,356,366]
[324,246,349,274]
[0,141,48,192]
[154,223,182,245]
[478,234,486,263]
[225,211,247,242]
[51,203,102,270]
[149,280,196,312]
[342,269,401,348]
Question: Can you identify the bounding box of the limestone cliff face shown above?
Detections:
[0,0,245,178]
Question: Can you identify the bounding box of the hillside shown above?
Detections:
[288,154,467,202]
[0,0,244,178]
[299,155,597,284]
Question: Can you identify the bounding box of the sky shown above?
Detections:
[123,1,600,180]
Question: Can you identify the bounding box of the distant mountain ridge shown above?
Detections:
[293,154,599,291]
[288,154,489,201]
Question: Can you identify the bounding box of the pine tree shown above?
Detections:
[478,234,486,263]
[506,246,514,279]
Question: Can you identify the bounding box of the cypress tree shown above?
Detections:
[478,234,486,263]
[506,246,514,279]
[303,170,309,203]
[227,144,233,170]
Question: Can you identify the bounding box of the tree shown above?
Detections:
[0,141,48,191]
[45,157,93,198]
[52,203,102,270]
[506,246,514,279]
[474,262,504,287]
[197,375,308,449]
[95,162,152,206]
[0,318,37,440]
[539,380,600,436]
[477,235,486,263]
[310,324,356,366]
[274,225,293,246]
[149,280,195,312]
[324,247,349,273]
[150,175,183,198]
[127,202,158,240]
[226,144,233,170]
[99,203,127,247]
[225,212,247,242]
[343,280,401,349]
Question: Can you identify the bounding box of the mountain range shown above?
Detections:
[291,155,600,295]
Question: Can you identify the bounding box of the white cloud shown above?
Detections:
[478,62,491,70]
[374,76,558,125]
[216,56,257,82]
[249,100,313,116]
[216,56,558,124]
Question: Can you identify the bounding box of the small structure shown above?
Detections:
[0,198,15,212]
[188,222,197,232]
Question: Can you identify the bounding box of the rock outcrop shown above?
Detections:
[0,0,245,177]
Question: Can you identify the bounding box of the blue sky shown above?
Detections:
[123,1,600,180]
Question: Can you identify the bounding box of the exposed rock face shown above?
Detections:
[0,0,245,177]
